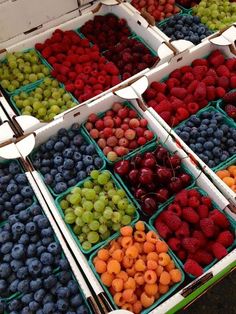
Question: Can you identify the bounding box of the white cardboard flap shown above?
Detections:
[0,0,79,44]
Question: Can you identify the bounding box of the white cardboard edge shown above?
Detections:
[25,171,94,300]
[0,121,15,144]
[0,95,15,118]
[0,142,21,159]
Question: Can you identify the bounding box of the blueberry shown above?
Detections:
[57,299,69,311]
[61,136,70,145]
[59,259,70,271]
[11,243,25,260]
[189,144,196,150]
[213,147,222,157]
[54,156,63,166]
[56,286,70,298]
[43,302,55,314]
[29,301,40,311]
[34,289,46,303]
[30,204,42,216]
[41,227,53,237]
[94,157,103,169]
[86,165,95,174]
[37,217,49,229]
[0,230,11,243]
[215,130,224,139]
[9,279,20,293]
[208,160,215,168]
[40,252,54,265]
[3,253,11,263]
[19,234,30,245]
[17,266,28,279]
[76,161,84,171]
[7,183,18,195]
[73,152,82,161]
[0,263,11,278]
[76,171,87,182]
[42,237,54,246]
[41,266,52,277]
[213,138,221,146]
[203,141,214,150]
[28,259,42,276]
[44,174,53,185]
[21,186,33,198]
[10,260,23,272]
[47,242,61,255]
[54,141,65,152]
[1,241,13,254]
[18,279,30,293]
[63,170,74,180]
[78,304,88,313]
[55,182,68,194]
[71,294,83,307]
[27,243,37,257]
[197,137,205,144]
[25,222,37,235]
[9,162,20,174]
[55,173,64,183]
[0,279,7,293]
[64,159,74,170]
[43,275,57,289]
[58,271,71,284]
[220,154,229,162]
[30,278,42,291]
[180,131,190,142]
[63,148,74,158]
[50,169,57,176]
[79,145,86,153]
[68,178,77,187]
[8,299,22,311]
[12,222,25,236]
[73,134,84,146]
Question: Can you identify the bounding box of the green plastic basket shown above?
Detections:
[31,128,106,198]
[216,89,236,123]
[0,48,51,96]
[89,221,185,314]
[149,187,236,278]
[175,106,236,172]
[81,101,157,165]
[10,77,79,120]
[55,170,140,255]
[113,141,195,218]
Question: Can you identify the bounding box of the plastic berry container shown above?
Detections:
[149,187,236,278]
[113,141,195,218]
[81,101,157,165]
[0,48,51,96]
[30,128,106,199]
[89,221,185,314]
[55,170,140,255]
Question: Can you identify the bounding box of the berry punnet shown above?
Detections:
[216,165,236,193]
[154,189,234,277]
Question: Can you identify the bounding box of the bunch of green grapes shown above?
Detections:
[60,170,136,251]
[0,50,50,92]
[193,0,236,31]
[12,78,77,122]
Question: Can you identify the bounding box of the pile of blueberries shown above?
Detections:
[159,15,212,45]
[175,109,236,168]
[32,123,104,195]
[0,161,34,221]
[0,203,89,314]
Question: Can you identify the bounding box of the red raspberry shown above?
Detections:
[187,80,199,94]
[216,65,230,77]
[168,238,181,251]
[156,93,167,103]
[211,242,228,260]
[193,249,214,266]
[144,88,156,100]
[65,83,75,92]
[174,190,188,207]
[177,249,187,261]
[176,107,189,121]
[159,111,171,123]
[225,104,236,119]
[206,86,216,101]
[192,58,209,67]
[182,237,200,253]
[194,82,206,101]
[188,196,200,208]
[182,207,199,224]
[162,211,182,231]
[184,259,203,277]
[188,189,201,198]
[187,102,199,114]
[225,58,236,70]
[201,196,212,207]
[208,50,225,67]
[209,209,230,229]
[167,203,182,216]
[202,75,216,86]
[171,87,187,99]
[154,221,172,239]
[198,204,209,219]
[170,69,182,79]
[217,76,229,89]
[200,218,215,238]
[166,78,180,90]
[155,100,172,113]
[176,222,190,239]
[35,43,44,51]
[230,76,236,89]
[223,91,236,103]
[193,65,208,78]
[192,230,207,248]
[182,72,195,84]
[150,82,167,93]
[217,230,234,248]
[216,87,226,98]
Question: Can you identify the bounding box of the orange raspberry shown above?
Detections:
[97,248,110,261]
[112,278,124,292]
[133,301,143,313]
[146,252,159,261]
[122,303,133,311]
[134,231,146,242]
[126,266,136,277]
[170,269,182,283]
[130,294,138,304]
[122,256,133,268]
[112,249,124,262]
[117,271,129,282]
[107,259,121,275]
[109,286,116,296]
[144,270,157,284]
[159,271,171,285]
[165,260,175,272]
[143,241,155,254]
[120,225,133,236]
[139,254,147,263]
[126,245,139,259]
[101,272,114,287]
[159,283,169,294]
[135,221,145,231]
[140,292,155,308]
[134,242,143,254]
[158,252,171,266]
[144,283,158,296]
[121,236,133,249]
[134,259,146,272]
[147,260,158,270]
[156,239,168,253]
[156,265,164,277]
[94,259,107,274]
[146,230,159,243]
[114,292,125,306]
[123,289,134,301]
[134,272,145,286]
[109,241,121,254]
[124,277,136,290]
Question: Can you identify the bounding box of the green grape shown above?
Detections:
[117,199,129,211]
[42,67,50,75]
[82,201,93,211]
[74,206,83,217]
[104,181,114,191]
[75,217,84,227]
[38,107,47,117]
[87,231,99,244]
[99,224,108,234]
[116,189,126,198]
[101,230,110,240]
[121,215,132,225]
[65,212,76,224]
[73,225,81,235]
[64,207,74,215]
[99,195,108,205]
[50,105,60,114]
[112,212,121,223]
[103,207,113,220]
[112,223,121,232]
[93,212,101,220]
[97,173,109,185]
[79,233,86,243]
[99,216,107,224]
[89,220,100,231]
[112,195,121,204]
[69,193,81,205]
[90,170,100,180]
[84,189,96,201]
[126,204,136,215]
[82,241,92,251]
[107,189,116,198]
[83,180,93,188]
[94,185,101,193]
[94,200,105,212]
[72,187,81,194]
[63,93,71,102]
[82,211,94,223]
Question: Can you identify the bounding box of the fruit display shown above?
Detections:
[35,29,121,102]
[91,221,183,313]
[153,189,235,277]
[0,50,50,93]
[218,90,236,120]
[59,170,137,252]
[0,161,34,222]
[130,0,181,23]
[177,0,200,8]
[32,124,104,195]
[12,78,77,122]
[114,144,192,216]
[84,102,155,162]
[192,0,236,31]
[103,37,158,81]
[175,108,236,169]
[159,15,212,44]
[216,164,236,192]
[80,14,132,52]
[0,202,89,313]
[144,50,236,127]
